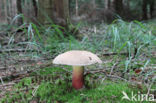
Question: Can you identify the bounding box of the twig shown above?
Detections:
[32,85,39,97]
[0,82,15,88]
[0,66,15,70]
[0,86,35,98]
[106,75,128,82]
[85,68,128,82]
[1,62,53,82]
[0,49,41,53]
[109,62,119,75]
[61,67,72,74]
[1,71,28,81]
[85,69,107,75]
[0,77,4,85]
[101,52,128,56]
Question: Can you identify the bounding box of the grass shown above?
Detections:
[0,67,148,103]
[42,19,156,61]
[0,19,155,102]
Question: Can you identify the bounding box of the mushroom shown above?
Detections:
[53,50,102,89]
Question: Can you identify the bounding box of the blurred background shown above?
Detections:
[0,0,155,25]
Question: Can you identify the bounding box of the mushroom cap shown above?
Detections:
[53,50,102,66]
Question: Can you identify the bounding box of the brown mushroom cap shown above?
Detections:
[53,50,102,66]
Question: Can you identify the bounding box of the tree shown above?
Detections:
[75,0,78,16]
[142,0,155,20]
[113,0,123,16]
[38,0,69,27]
[38,0,53,24]
[32,0,37,17]
[108,0,111,8]
[0,0,7,23]
[104,0,108,9]
[16,0,23,25]
[54,0,69,26]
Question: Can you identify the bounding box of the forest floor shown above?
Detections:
[0,19,156,103]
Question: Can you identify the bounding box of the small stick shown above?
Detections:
[101,52,129,56]
[0,77,4,85]
[109,62,119,75]
[32,85,39,97]
[106,75,128,82]
[0,82,15,88]
[0,49,41,53]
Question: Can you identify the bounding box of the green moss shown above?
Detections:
[2,67,151,103]
[150,57,156,64]
[35,79,146,103]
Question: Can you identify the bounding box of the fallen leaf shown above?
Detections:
[135,69,142,74]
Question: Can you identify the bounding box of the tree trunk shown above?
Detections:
[0,0,6,23]
[91,0,96,9]
[38,0,53,24]
[54,0,64,19]
[32,0,37,17]
[75,0,78,16]
[16,0,23,25]
[53,0,69,27]
[4,0,8,23]
[108,0,111,9]
[104,0,108,9]
[142,0,147,20]
[113,0,123,15]
[126,0,130,10]
[142,0,155,20]
[37,0,69,27]
[149,0,155,19]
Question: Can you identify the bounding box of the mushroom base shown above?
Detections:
[72,66,84,89]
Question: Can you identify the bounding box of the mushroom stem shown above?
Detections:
[72,66,84,89]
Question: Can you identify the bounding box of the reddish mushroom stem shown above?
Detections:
[72,66,84,89]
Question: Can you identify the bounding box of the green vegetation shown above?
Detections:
[0,67,148,103]
[0,19,155,103]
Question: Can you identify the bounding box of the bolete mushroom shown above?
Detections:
[53,50,102,89]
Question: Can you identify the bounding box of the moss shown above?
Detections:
[1,67,151,103]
